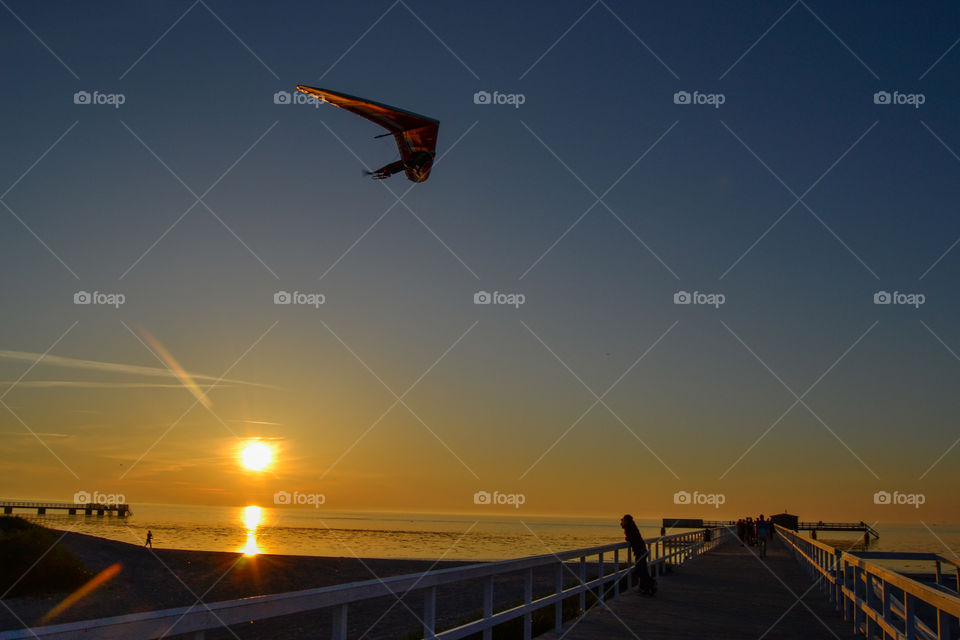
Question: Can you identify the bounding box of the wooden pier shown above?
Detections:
[663,516,880,544]
[800,521,879,542]
[0,500,131,517]
[540,535,862,639]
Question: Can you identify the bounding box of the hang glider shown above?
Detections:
[296,85,439,183]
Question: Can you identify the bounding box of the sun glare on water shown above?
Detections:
[241,505,262,556]
[240,440,273,471]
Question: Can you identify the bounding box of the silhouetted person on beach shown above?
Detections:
[145,530,153,548]
[620,515,657,596]
[756,516,770,557]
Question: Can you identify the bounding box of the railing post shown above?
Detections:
[332,603,347,640]
[613,548,620,600]
[882,579,893,632]
[483,575,494,640]
[579,556,586,613]
[597,551,604,606]
[523,567,533,640]
[834,550,843,611]
[853,565,863,634]
[555,561,564,633]
[424,586,437,640]
[937,608,953,640]
[905,593,918,639]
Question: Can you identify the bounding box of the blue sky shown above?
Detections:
[1,1,959,521]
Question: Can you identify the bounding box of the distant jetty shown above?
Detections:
[0,499,131,517]
[662,512,880,543]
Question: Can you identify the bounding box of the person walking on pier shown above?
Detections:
[756,516,770,557]
[145,530,153,549]
[620,515,657,596]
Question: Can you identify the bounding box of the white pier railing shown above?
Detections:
[777,524,960,640]
[0,527,732,640]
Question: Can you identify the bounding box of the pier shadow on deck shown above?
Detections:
[539,535,859,640]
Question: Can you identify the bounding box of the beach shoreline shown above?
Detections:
[1,527,476,638]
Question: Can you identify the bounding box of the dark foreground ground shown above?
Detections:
[0,529,595,639]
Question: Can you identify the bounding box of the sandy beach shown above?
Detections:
[0,528,581,639]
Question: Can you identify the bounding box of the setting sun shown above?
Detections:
[240,441,273,471]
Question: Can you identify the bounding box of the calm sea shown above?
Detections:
[17,504,960,573]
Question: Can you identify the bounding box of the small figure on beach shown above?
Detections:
[620,514,657,596]
[145,530,153,548]
[756,515,770,557]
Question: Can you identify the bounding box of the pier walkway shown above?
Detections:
[540,535,859,640]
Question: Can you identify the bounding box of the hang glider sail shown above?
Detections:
[296,85,439,183]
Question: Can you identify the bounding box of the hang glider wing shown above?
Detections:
[296,85,437,148]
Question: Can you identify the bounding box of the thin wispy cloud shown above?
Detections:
[0,350,273,388]
[0,381,238,389]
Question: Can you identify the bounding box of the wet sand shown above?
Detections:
[0,529,581,639]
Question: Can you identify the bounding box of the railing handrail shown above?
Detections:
[776,523,960,639]
[839,551,960,615]
[0,526,731,640]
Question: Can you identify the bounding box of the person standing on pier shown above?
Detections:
[620,515,657,596]
[144,530,153,549]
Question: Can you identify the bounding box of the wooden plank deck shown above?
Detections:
[539,535,859,639]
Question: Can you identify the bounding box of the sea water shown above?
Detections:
[15,504,960,574]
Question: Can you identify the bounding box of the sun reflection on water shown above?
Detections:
[241,505,263,556]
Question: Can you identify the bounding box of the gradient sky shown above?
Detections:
[1,1,959,522]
